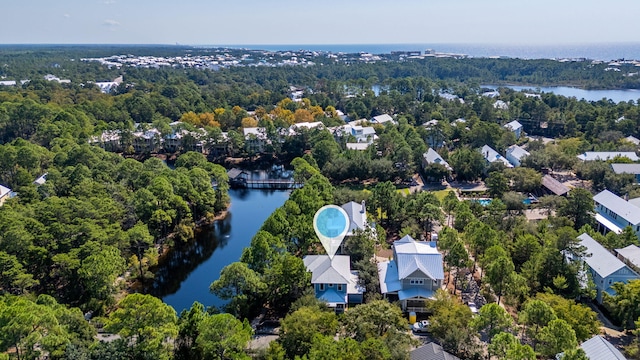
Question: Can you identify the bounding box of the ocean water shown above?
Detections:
[217,43,640,61]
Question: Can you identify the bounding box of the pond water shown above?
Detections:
[484,85,640,103]
[147,189,290,313]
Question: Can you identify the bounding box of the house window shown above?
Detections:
[337,284,343,291]
[329,284,334,288]
[410,279,425,285]
[319,284,325,291]
[609,279,612,285]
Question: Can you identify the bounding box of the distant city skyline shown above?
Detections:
[2,0,640,45]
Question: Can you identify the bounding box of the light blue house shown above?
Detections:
[504,120,523,139]
[303,255,364,313]
[378,235,444,312]
[593,190,640,238]
[577,233,640,304]
[611,163,640,184]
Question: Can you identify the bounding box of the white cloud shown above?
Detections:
[63,13,70,18]
[103,19,120,27]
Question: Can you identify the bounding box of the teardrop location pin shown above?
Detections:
[313,205,350,259]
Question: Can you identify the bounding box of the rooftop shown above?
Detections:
[303,255,352,284]
[506,144,530,160]
[577,152,640,161]
[578,233,630,278]
[504,120,523,130]
[579,335,627,360]
[611,163,640,175]
[423,148,452,171]
[615,244,640,271]
[594,189,640,226]
[481,145,513,168]
[541,175,570,196]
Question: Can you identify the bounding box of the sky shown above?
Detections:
[2,0,640,45]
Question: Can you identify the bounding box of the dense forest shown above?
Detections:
[1,46,640,359]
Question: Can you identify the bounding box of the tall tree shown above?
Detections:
[196,313,252,360]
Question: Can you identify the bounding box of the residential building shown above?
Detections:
[132,129,162,153]
[303,255,365,313]
[0,184,11,207]
[411,342,460,360]
[345,143,371,150]
[481,145,513,168]
[289,121,324,135]
[568,335,627,360]
[577,152,640,162]
[89,130,123,152]
[378,235,444,312]
[541,175,570,196]
[593,190,640,237]
[370,114,396,125]
[33,173,48,186]
[577,233,640,304]
[493,100,509,110]
[243,127,268,154]
[615,244,640,274]
[341,201,368,236]
[505,144,530,167]
[421,148,452,182]
[504,120,523,139]
[610,163,640,184]
[625,135,640,146]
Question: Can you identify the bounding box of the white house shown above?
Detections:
[378,235,444,312]
[577,152,640,162]
[421,148,452,172]
[593,189,640,237]
[0,184,11,207]
[341,201,368,236]
[616,244,640,274]
[493,100,509,110]
[625,135,640,146]
[505,144,530,167]
[370,114,396,125]
[577,233,640,304]
[557,335,628,360]
[481,145,513,168]
[303,255,365,313]
[504,120,523,139]
[345,143,371,151]
[243,127,268,153]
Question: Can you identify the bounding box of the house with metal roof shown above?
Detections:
[303,255,365,313]
[593,190,640,238]
[378,235,444,312]
[411,342,460,360]
[577,233,639,304]
[341,201,368,236]
[370,114,396,125]
[0,184,12,207]
[625,135,640,146]
[481,145,514,168]
[504,120,523,139]
[615,244,640,274]
[577,151,640,162]
[610,163,640,184]
[505,144,530,167]
[561,335,628,360]
[422,148,452,172]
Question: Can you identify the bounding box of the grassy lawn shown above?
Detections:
[396,188,411,196]
[432,189,454,202]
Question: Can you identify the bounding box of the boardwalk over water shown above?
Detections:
[227,168,302,190]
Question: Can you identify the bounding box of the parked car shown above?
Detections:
[412,320,430,333]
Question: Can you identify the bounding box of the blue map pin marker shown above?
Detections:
[313,205,350,259]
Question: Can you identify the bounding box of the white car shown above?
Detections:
[468,302,478,314]
[412,320,430,333]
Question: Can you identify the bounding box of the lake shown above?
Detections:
[484,85,640,103]
[148,188,290,313]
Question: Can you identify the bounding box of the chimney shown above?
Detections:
[360,200,366,214]
[624,193,629,201]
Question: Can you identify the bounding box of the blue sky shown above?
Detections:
[2,0,640,45]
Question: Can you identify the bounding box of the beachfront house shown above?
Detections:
[378,235,444,312]
[505,144,530,167]
[303,255,365,313]
[577,233,640,304]
[504,120,523,139]
[593,189,640,238]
